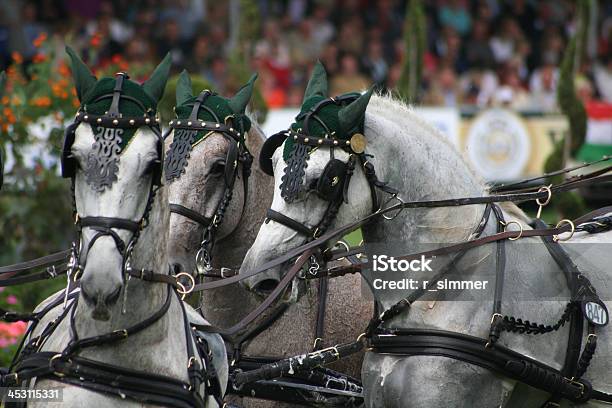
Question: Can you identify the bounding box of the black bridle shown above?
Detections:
[265,94,394,255]
[166,90,253,275]
[61,73,163,290]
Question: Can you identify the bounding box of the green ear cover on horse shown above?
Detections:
[228,73,257,114]
[338,87,373,135]
[303,61,328,102]
[176,69,193,107]
[65,46,97,102]
[142,53,172,104]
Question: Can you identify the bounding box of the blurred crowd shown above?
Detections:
[1,0,612,110]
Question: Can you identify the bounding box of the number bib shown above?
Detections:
[582,300,609,326]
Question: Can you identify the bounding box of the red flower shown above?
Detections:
[90,33,101,48]
[32,53,47,63]
[33,32,48,48]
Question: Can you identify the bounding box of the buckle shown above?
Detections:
[567,378,585,397]
[4,372,19,385]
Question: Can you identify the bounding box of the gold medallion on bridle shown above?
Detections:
[350,133,367,153]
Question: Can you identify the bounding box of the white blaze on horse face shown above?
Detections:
[72,123,159,320]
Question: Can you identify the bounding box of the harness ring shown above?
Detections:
[382,194,405,220]
[175,272,195,300]
[535,185,552,219]
[502,221,523,241]
[553,219,575,242]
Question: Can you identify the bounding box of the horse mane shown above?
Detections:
[367,92,488,191]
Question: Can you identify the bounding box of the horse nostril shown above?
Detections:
[252,279,280,296]
[80,283,95,305]
[172,263,183,274]
[104,285,122,306]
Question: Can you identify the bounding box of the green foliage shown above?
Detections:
[0,166,72,366]
[544,0,592,219]
[397,0,426,104]
[227,52,268,123]
[556,38,587,155]
[224,0,268,122]
[238,0,261,48]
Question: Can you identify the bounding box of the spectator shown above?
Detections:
[185,35,213,77]
[459,68,498,107]
[1,0,611,111]
[362,40,389,85]
[21,2,46,59]
[464,20,495,70]
[330,53,369,95]
[311,4,335,49]
[438,0,472,37]
[575,75,595,105]
[529,62,559,111]
[423,65,461,107]
[490,17,522,64]
[157,19,188,68]
[593,56,612,103]
[492,66,530,109]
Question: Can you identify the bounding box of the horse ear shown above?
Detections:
[65,46,97,102]
[303,61,327,102]
[142,53,172,104]
[338,87,373,135]
[228,73,257,114]
[176,69,193,106]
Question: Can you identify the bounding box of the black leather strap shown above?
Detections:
[0,250,70,274]
[265,209,315,237]
[80,216,141,232]
[169,203,212,227]
[369,329,610,403]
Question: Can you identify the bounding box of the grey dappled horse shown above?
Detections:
[240,69,612,406]
[20,50,227,407]
[165,71,372,407]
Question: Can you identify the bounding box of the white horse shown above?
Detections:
[240,93,612,407]
[12,49,227,407]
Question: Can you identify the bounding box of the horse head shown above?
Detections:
[240,62,374,295]
[62,47,170,321]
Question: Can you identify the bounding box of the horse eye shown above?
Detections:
[210,161,225,175]
[144,159,160,174]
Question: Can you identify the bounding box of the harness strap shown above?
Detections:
[80,216,141,232]
[7,352,204,408]
[265,209,315,237]
[195,248,315,337]
[170,203,213,227]
[369,329,612,403]
[0,250,71,275]
[62,285,173,356]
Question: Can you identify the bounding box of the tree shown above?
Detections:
[396,0,426,104]
[544,0,591,218]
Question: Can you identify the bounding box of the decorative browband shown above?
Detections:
[168,120,241,141]
[75,111,160,128]
[288,129,367,154]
